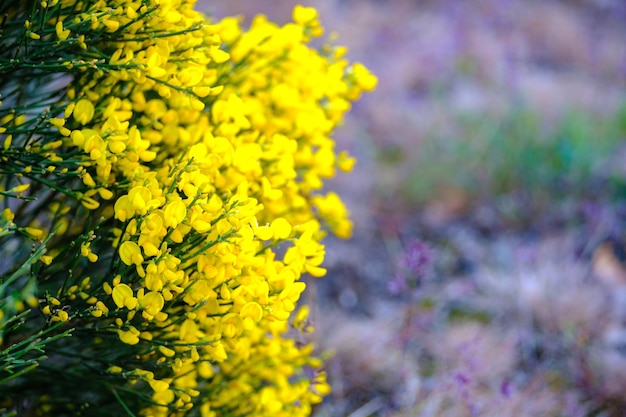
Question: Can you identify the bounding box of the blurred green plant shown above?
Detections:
[399,103,626,223]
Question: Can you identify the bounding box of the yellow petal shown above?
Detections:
[112,283,133,308]
[179,67,204,87]
[119,241,141,265]
[240,302,263,322]
[148,378,169,393]
[118,328,139,345]
[271,218,292,240]
[73,99,95,125]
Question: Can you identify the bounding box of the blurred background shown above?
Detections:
[203,1,626,416]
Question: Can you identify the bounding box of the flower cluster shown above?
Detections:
[0,1,375,416]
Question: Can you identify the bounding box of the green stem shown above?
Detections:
[111,388,138,417]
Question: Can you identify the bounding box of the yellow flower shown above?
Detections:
[112,283,137,309]
[240,301,263,322]
[24,227,43,239]
[139,291,164,319]
[40,255,53,265]
[178,67,204,87]
[118,326,140,345]
[148,378,170,393]
[0,1,376,413]
[73,99,95,125]
[51,310,69,322]
[119,241,144,266]
[107,366,123,374]
[55,21,70,41]
[270,218,292,240]
[292,5,318,25]
[351,62,378,92]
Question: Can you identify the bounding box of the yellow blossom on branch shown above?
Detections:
[0,0,374,415]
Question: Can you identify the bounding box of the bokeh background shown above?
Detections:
[203,1,626,416]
